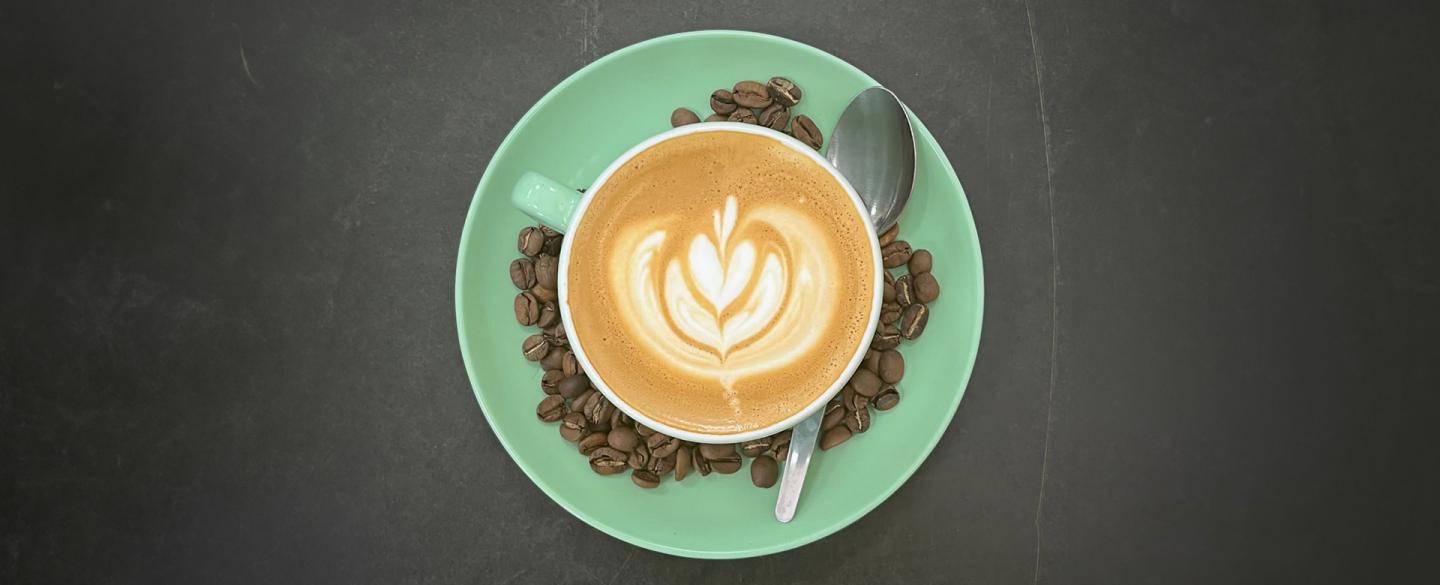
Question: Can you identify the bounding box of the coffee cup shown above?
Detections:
[512,123,882,443]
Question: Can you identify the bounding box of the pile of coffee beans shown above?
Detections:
[509,77,942,490]
[817,223,939,451]
[671,77,823,151]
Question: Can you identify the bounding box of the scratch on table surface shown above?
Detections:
[1025,1,1060,584]
[234,25,260,87]
[604,550,635,585]
[578,563,604,585]
[983,71,993,195]
[497,569,527,585]
[579,0,601,60]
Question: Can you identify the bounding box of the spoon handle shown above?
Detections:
[774,409,822,522]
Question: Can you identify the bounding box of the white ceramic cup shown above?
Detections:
[511,123,883,443]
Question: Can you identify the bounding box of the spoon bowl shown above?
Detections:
[826,86,916,233]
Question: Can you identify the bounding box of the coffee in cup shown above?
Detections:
[564,130,878,435]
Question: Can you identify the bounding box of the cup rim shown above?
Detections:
[556,122,884,444]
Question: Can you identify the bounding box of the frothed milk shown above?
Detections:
[566,130,877,435]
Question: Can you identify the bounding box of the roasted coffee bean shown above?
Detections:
[589,418,610,435]
[674,447,692,480]
[699,443,737,461]
[770,431,793,460]
[671,107,700,127]
[579,432,608,455]
[509,257,536,290]
[759,103,790,131]
[913,271,941,303]
[536,395,566,422]
[878,349,905,384]
[631,469,661,488]
[647,451,676,475]
[710,89,737,114]
[627,443,650,470]
[634,423,655,438]
[704,113,727,122]
[541,227,564,255]
[882,240,913,268]
[514,292,540,326]
[536,303,560,329]
[558,374,589,399]
[543,349,571,375]
[571,388,596,413]
[700,444,741,473]
[517,226,544,256]
[732,80,767,94]
[822,402,846,431]
[588,447,628,475]
[879,223,900,247]
[874,387,900,411]
[899,303,930,340]
[543,237,563,257]
[820,426,852,450]
[894,274,915,307]
[544,323,567,347]
[534,255,559,289]
[851,367,882,397]
[559,412,588,442]
[522,334,549,361]
[751,455,779,488]
[647,433,680,459]
[880,302,902,324]
[847,385,871,411]
[710,458,742,474]
[884,269,895,287]
[872,323,901,350]
[530,285,557,304]
[740,439,770,458]
[540,369,564,394]
[862,349,881,373]
[732,80,773,108]
[839,384,858,411]
[584,393,615,425]
[767,76,802,107]
[607,426,640,452]
[791,115,822,149]
[845,406,872,434]
[882,279,896,303]
[693,446,713,476]
[727,108,757,124]
[539,226,562,252]
[538,347,565,370]
[908,249,933,274]
[561,351,581,377]
[769,430,792,453]
[609,409,631,430]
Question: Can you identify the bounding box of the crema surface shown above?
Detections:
[567,131,876,435]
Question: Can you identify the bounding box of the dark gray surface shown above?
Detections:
[3,1,1437,583]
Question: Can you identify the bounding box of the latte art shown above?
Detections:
[567,130,877,435]
[614,195,836,411]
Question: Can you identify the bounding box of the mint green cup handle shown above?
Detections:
[512,171,582,233]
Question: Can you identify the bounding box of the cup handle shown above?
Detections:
[511,171,582,233]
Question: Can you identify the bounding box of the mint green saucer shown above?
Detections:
[455,30,983,559]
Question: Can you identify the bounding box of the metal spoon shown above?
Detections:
[776,86,916,522]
